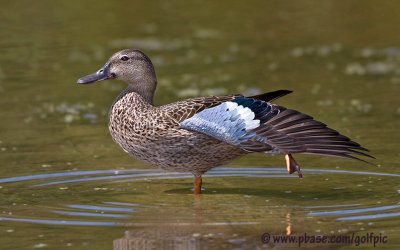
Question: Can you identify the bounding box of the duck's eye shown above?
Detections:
[120,56,129,61]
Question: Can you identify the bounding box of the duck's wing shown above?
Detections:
[163,89,292,124]
[248,89,292,102]
[163,95,239,124]
[178,92,373,162]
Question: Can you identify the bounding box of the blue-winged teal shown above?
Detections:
[77,49,373,194]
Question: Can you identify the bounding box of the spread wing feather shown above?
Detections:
[167,90,373,162]
[252,108,374,161]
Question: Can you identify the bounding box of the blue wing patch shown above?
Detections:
[180,101,260,146]
[180,97,282,148]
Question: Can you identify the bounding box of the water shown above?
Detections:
[1,0,400,249]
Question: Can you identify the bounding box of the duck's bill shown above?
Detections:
[76,64,114,84]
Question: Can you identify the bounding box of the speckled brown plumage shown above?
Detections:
[108,88,246,177]
[77,49,373,194]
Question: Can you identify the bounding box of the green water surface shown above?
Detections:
[0,0,399,249]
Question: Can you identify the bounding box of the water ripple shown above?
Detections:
[52,210,130,218]
[0,166,398,226]
[0,217,116,226]
[305,204,361,209]
[0,169,160,184]
[65,204,135,212]
[308,204,400,216]
[337,212,400,221]
[1,167,398,187]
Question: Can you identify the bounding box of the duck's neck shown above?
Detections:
[126,80,156,105]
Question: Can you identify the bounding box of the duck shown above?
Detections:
[77,49,373,194]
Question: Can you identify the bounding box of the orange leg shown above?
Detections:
[285,154,303,178]
[193,176,202,194]
[285,154,291,173]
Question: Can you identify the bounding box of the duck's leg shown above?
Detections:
[193,176,202,194]
[285,154,303,178]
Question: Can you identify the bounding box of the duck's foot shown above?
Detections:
[285,154,303,179]
[193,176,202,194]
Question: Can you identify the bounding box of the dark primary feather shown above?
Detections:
[249,89,292,102]
[248,106,374,162]
[230,94,373,162]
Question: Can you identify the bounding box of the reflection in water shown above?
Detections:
[112,217,354,250]
[113,224,266,250]
[114,228,201,250]
[286,213,291,235]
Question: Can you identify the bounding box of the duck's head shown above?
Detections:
[77,49,157,103]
